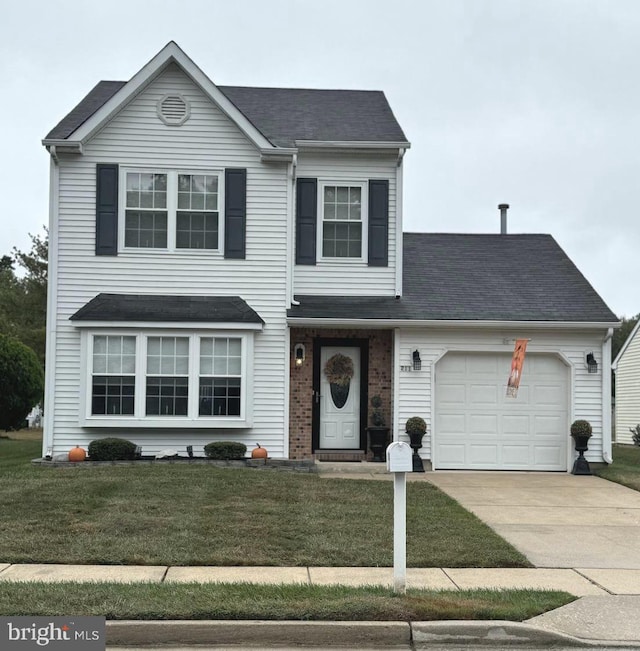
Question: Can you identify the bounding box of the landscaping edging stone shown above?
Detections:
[31,457,317,472]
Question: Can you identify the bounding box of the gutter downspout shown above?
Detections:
[395,149,405,297]
[289,154,300,307]
[602,327,614,464]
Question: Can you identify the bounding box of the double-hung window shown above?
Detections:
[85,331,252,427]
[91,335,136,415]
[122,170,222,252]
[319,182,367,260]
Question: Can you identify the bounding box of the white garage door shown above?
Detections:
[435,352,568,471]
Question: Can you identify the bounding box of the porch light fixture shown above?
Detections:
[412,350,422,371]
[586,352,598,374]
[294,343,306,367]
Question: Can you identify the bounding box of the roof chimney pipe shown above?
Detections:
[498,203,509,234]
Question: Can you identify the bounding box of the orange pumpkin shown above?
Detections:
[68,446,87,462]
[251,443,268,460]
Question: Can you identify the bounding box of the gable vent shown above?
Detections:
[157,94,190,126]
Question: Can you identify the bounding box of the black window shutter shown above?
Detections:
[296,178,317,265]
[368,179,389,267]
[95,164,119,256]
[225,168,247,259]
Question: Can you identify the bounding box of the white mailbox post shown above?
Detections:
[386,441,413,592]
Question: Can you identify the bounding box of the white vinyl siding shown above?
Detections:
[614,329,640,444]
[395,328,609,468]
[295,152,397,296]
[48,63,289,457]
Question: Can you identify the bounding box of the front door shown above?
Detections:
[319,346,361,449]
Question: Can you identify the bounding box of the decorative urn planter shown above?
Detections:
[570,419,592,475]
[367,395,390,462]
[405,417,427,473]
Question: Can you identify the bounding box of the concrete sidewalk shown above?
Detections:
[0,562,634,596]
[2,562,640,646]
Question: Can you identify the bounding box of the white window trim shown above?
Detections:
[119,168,225,255]
[316,180,368,263]
[80,328,253,428]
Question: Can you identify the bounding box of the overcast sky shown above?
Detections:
[1,0,637,317]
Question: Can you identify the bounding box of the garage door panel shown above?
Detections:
[472,414,498,434]
[502,445,531,465]
[468,444,498,465]
[438,444,466,465]
[438,413,466,435]
[502,415,530,435]
[533,384,564,407]
[439,383,466,403]
[435,352,568,471]
[534,446,564,467]
[470,384,498,404]
[533,415,564,435]
[468,356,499,374]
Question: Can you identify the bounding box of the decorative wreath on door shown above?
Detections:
[324,353,354,409]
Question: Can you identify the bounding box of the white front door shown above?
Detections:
[319,346,361,449]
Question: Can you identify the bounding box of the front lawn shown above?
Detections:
[0,436,530,567]
[0,582,573,621]
[596,444,640,491]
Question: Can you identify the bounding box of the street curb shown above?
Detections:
[411,621,639,647]
[106,619,640,648]
[106,620,411,647]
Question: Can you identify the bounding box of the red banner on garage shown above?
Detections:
[506,339,528,398]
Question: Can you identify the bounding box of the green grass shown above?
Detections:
[0,435,530,568]
[0,582,573,621]
[596,444,640,491]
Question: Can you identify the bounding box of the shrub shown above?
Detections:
[630,424,640,447]
[405,416,427,435]
[570,419,592,438]
[88,437,137,461]
[204,441,247,460]
[0,334,44,431]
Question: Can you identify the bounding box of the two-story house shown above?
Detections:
[42,42,618,471]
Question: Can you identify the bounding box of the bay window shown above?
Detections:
[85,330,252,426]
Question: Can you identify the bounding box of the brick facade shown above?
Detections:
[288,328,393,459]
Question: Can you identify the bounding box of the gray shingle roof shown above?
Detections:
[44,80,407,147]
[218,86,407,147]
[46,81,126,140]
[288,233,618,323]
[70,294,264,324]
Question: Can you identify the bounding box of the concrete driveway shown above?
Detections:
[426,472,640,568]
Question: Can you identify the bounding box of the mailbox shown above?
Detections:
[386,441,413,473]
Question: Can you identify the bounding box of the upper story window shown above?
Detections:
[318,181,367,262]
[121,169,222,252]
[177,174,219,250]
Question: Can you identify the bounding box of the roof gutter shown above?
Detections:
[260,147,297,162]
[295,140,411,150]
[42,139,83,155]
[286,317,622,329]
